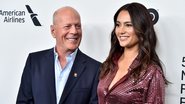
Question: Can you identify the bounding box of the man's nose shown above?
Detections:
[70,25,78,34]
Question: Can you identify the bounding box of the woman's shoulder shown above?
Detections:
[146,64,164,76]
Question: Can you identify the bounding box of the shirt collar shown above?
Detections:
[53,47,78,63]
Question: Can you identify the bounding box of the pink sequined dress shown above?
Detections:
[97,58,165,104]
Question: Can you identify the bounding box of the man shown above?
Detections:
[16,6,101,104]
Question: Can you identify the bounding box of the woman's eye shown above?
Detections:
[125,24,133,27]
[116,23,120,27]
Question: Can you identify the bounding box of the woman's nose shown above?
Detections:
[118,26,126,34]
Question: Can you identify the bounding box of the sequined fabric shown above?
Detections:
[97,58,165,104]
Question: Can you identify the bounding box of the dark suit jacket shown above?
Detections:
[16,48,101,104]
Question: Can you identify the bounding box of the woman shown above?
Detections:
[98,2,168,104]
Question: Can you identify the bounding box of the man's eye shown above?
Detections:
[76,25,81,29]
[63,25,71,29]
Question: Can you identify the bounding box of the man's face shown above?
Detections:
[51,9,82,53]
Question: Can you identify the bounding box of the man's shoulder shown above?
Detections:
[28,48,53,57]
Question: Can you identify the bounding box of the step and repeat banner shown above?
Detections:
[0,0,185,103]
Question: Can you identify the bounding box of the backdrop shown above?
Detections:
[1,0,185,104]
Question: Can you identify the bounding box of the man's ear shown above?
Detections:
[50,25,56,38]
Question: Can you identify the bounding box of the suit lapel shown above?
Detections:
[44,48,57,104]
[59,50,86,104]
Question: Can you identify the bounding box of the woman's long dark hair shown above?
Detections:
[100,2,168,84]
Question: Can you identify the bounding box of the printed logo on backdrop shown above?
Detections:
[148,8,159,25]
[25,5,41,26]
[0,9,25,23]
[181,57,185,104]
[0,5,41,26]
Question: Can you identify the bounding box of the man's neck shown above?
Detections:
[55,47,76,68]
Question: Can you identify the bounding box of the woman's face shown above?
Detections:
[115,10,139,49]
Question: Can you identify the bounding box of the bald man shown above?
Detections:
[16,6,101,104]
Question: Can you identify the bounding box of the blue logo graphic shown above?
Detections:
[25,5,41,26]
